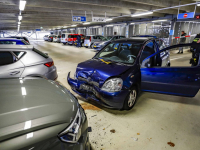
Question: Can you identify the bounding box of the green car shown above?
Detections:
[0,77,91,150]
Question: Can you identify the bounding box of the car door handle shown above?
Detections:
[10,71,20,75]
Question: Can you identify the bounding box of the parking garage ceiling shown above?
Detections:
[0,0,199,30]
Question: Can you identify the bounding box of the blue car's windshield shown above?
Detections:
[95,42,142,64]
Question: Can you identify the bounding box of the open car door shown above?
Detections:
[141,43,200,97]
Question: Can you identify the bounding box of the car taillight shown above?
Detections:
[50,37,53,39]
[89,37,91,42]
[44,61,54,67]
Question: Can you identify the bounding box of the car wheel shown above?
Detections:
[123,86,137,110]
[63,43,66,45]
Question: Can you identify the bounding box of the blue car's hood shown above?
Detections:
[76,59,131,82]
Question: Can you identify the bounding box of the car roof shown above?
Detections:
[0,45,33,50]
[113,37,153,43]
[0,38,24,41]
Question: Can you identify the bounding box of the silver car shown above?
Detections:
[84,35,105,48]
[0,77,91,150]
[0,45,57,80]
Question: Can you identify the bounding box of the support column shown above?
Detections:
[126,23,130,38]
[169,19,176,46]
[102,26,104,36]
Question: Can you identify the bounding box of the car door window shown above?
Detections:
[140,42,155,65]
[141,43,200,68]
[0,52,17,66]
[13,51,26,59]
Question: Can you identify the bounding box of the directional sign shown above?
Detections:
[178,12,194,19]
[72,16,86,22]
[35,29,41,31]
[92,17,106,22]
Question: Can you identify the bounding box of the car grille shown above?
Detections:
[78,76,99,87]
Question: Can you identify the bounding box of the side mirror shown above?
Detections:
[45,53,48,56]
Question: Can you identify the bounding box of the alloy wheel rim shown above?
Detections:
[128,90,137,107]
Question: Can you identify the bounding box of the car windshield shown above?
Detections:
[95,42,142,64]
[106,36,113,40]
[68,35,74,38]
[101,37,108,41]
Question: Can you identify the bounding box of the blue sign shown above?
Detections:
[178,12,194,19]
[72,16,86,22]
[170,30,174,36]
[35,29,41,31]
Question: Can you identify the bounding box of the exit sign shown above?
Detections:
[196,15,200,19]
[177,12,195,19]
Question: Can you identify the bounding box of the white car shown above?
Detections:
[61,33,70,45]
[84,35,105,48]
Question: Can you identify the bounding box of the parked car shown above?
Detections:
[74,35,85,46]
[57,35,61,43]
[84,35,105,48]
[93,35,126,51]
[68,34,84,45]
[61,33,70,45]
[0,77,91,150]
[0,38,30,45]
[43,35,49,41]
[0,45,57,80]
[8,36,30,44]
[131,35,157,39]
[48,35,56,42]
[67,37,174,110]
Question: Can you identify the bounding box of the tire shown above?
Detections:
[85,46,88,48]
[63,43,66,45]
[123,86,137,110]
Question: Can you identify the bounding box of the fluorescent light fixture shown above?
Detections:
[18,15,22,21]
[106,18,113,21]
[130,23,135,25]
[71,25,77,27]
[18,22,21,25]
[21,87,26,96]
[132,11,153,17]
[18,25,20,27]
[83,22,90,25]
[49,29,51,30]
[152,19,168,22]
[20,108,28,111]
[197,4,200,6]
[19,0,26,11]
[106,25,114,27]
[70,29,75,30]
[24,120,31,130]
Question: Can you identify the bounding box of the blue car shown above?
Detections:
[0,38,30,45]
[67,37,200,110]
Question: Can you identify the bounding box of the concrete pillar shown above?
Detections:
[102,26,104,36]
[169,20,176,46]
[126,23,130,38]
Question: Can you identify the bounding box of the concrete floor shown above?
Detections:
[31,40,200,150]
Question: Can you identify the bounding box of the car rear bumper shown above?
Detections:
[67,73,127,109]
[44,66,58,80]
[68,41,74,45]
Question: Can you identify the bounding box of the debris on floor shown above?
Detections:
[132,137,138,141]
[103,128,105,130]
[91,115,97,117]
[110,129,116,133]
[167,141,175,147]
[80,103,101,111]
[137,133,140,135]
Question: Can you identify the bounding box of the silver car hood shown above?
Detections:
[0,78,78,141]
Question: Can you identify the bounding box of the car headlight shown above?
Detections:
[101,78,123,92]
[58,107,86,143]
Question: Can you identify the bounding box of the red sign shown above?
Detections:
[196,15,200,19]
[183,14,188,18]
